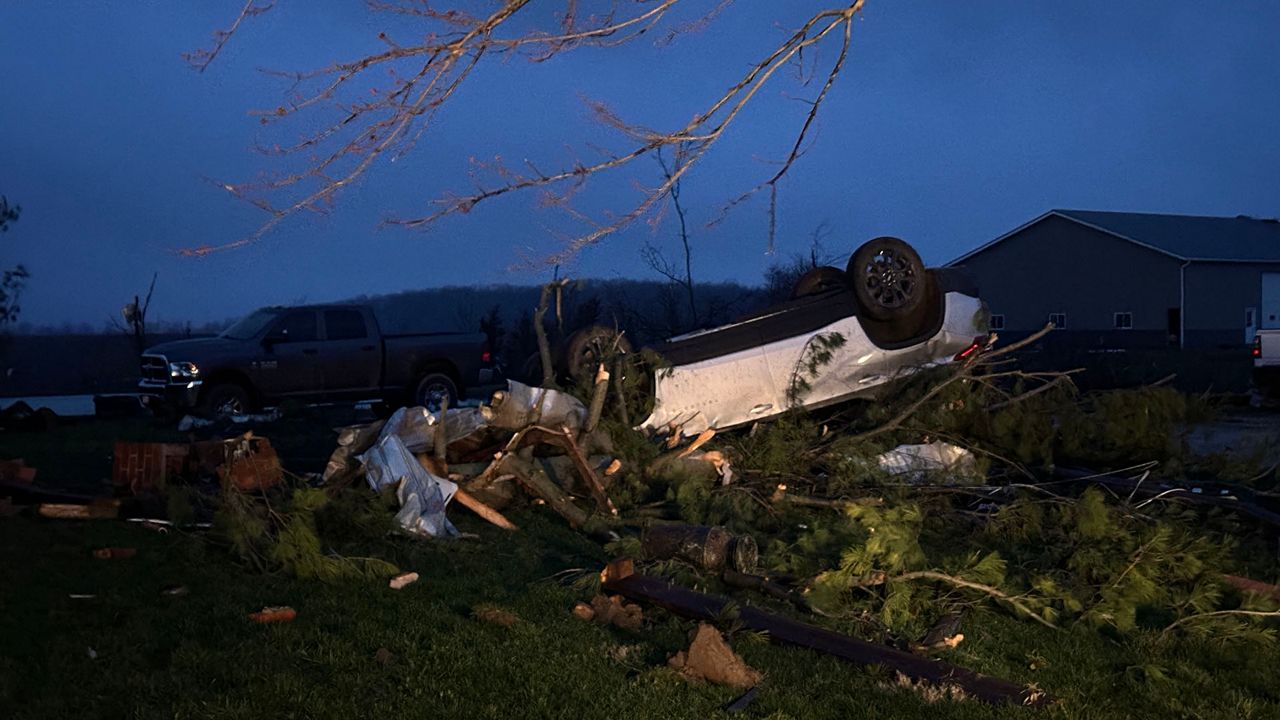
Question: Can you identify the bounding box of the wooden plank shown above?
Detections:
[603,567,1050,708]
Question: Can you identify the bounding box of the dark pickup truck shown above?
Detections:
[138,304,491,415]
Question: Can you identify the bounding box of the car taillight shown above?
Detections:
[481,350,492,364]
[953,336,985,362]
[1252,336,1262,359]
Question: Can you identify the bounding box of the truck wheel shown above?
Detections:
[564,326,633,386]
[413,372,458,413]
[200,383,252,418]
[791,266,847,299]
[847,237,926,322]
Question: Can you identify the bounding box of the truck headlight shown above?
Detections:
[168,361,200,379]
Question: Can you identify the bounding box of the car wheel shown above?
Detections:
[791,266,848,299]
[413,372,458,413]
[847,237,926,322]
[564,325,633,386]
[200,383,252,418]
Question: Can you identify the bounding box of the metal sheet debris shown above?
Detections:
[876,441,976,483]
[362,433,459,538]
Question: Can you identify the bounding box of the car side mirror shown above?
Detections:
[262,334,285,351]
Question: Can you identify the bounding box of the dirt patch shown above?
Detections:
[668,624,762,689]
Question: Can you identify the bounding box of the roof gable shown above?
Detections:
[949,210,1280,265]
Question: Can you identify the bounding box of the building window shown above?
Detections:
[1048,313,1067,329]
[989,314,1005,330]
[1114,312,1133,330]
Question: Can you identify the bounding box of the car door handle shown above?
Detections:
[361,345,375,352]
[303,348,319,356]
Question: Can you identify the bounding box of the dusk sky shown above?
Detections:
[2,1,1278,328]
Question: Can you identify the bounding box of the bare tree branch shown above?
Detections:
[181,2,867,262]
[183,0,275,73]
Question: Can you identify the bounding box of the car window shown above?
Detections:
[325,310,367,341]
[269,312,318,342]
[221,308,280,340]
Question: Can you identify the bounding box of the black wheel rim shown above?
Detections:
[862,248,917,309]
[419,383,450,413]
[215,395,244,416]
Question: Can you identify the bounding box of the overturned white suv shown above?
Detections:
[566,237,988,437]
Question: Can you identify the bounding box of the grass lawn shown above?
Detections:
[2,418,1280,719]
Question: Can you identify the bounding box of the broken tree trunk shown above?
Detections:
[414,454,516,531]
[601,560,1051,708]
[501,454,591,529]
[520,425,618,516]
[585,363,609,434]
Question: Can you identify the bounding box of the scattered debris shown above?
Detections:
[68,594,96,600]
[876,441,976,483]
[886,671,968,704]
[573,594,644,630]
[217,435,283,492]
[601,559,1051,707]
[91,547,137,560]
[374,647,395,666]
[249,606,297,624]
[915,611,966,653]
[161,584,189,597]
[86,647,98,660]
[482,380,588,432]
[37,500,119,520]
[389,571,419,590]
[572,601,596,621]
[364,433,459,538]
[177,409,281,432]
[0,458,36,484]
[668,624,762,689]
[113,436,281,495]
[473,606,520,627]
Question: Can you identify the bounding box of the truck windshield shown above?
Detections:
[220,309,281,340]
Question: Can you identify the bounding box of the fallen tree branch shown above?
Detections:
[601,560,1053,707]
[877,571,1059,631]
[1162,609,1280,637]
[853,325,1058,442]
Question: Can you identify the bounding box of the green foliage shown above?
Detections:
[1058,387,1189,466]
[731,413,821,478]
[839,503,926,576]
[786,331,846,407]
[214,486,399,581]
[666,472,714,525]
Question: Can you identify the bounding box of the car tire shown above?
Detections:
[200,382,252,418]
[412,372,458,413]
[564,325,633,386]
[847,237,926,322]
[791,266,848,299]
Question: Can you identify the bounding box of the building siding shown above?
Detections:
[950,215,1182,336]
[1183,261,1280,347]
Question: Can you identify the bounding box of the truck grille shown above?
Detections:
[140,355,169,384]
